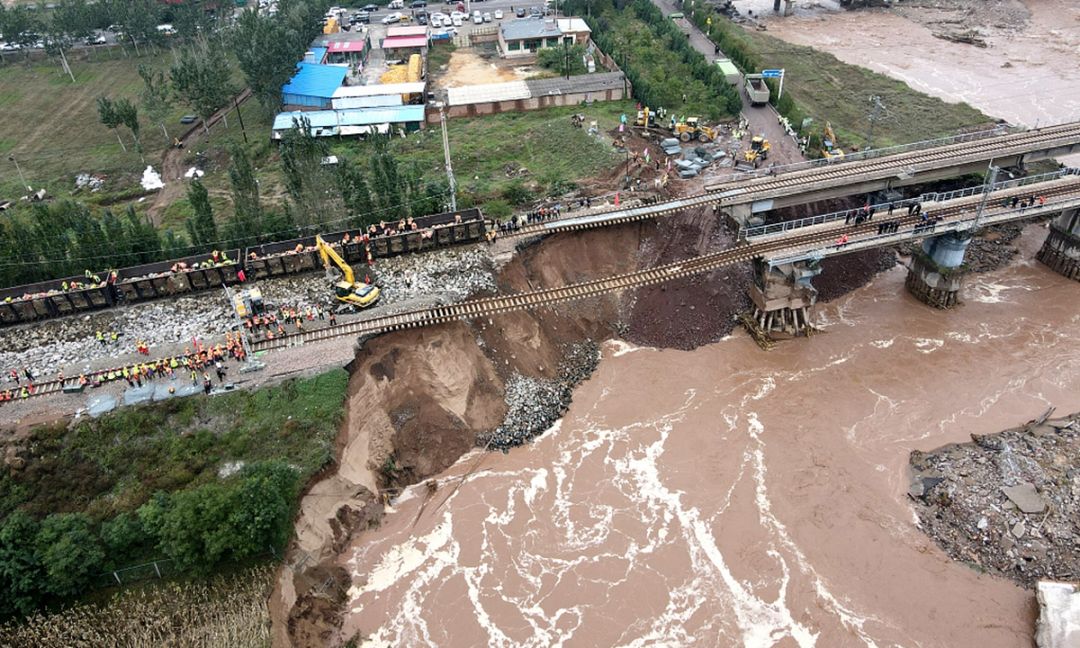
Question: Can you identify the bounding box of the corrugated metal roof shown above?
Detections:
[386,26,427,37]
[273,105,425,134]
[556,18,590,33]
[332,95,404,110]
[382,35,427,49]
[282,63,347,99]
[525,71,625,96]
[500,18,561,41]
[446,80,531,106]
[332,82,426,98]
[273,111,340,131]
[328,40,366,52]
[447,72,624,106]
[307,47,328,63]
[337,105,425,125]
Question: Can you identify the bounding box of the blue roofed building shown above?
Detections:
[272,105,426,139]
[281,63,348,109]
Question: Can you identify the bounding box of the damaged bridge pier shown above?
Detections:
[1036,207,1080,281]
[748,257,821,339]
[905,231,972,309]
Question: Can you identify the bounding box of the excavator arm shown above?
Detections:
[316,235,355,285]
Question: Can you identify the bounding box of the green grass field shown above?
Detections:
[722,27,992,148]
[0,54,192,201]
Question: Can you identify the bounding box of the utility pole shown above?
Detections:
[439,105,457,211]
[974,164,999,230]
[8,155,30,191]
[865,95,883,150]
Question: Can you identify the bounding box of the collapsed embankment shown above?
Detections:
[269,197,905,646]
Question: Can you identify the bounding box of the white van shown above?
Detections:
[471,10,482,23]
[388,0,405,9]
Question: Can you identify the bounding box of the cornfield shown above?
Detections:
[0,564,277,647]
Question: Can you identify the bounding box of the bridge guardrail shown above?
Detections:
[743,168,1079,239]
[730,123,1013,181]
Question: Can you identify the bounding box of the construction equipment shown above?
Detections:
[735,135,771,170]
[634,106,656,128]
[315,236,381,309]
[822,121,844,160]
[744,73,770,106]
[230,287,267,319]
[672,117,719,143]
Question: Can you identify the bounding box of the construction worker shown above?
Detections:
[96,330,105,345]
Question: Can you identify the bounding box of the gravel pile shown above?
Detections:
[909,410,1080,587]
[0,247,497,382]
[480,341,600,451]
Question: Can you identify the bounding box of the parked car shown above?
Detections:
[180,115,198,124]
[382,11,403,23]
[450,10,468,20]
[482,12,491,21]
[353,11,371,23]
[417,12,428,24]
[471,11,482,23]
[514,7,526,16]
[388,0,405,9]
[410,0,426,7]
[493,9,503,18]
[451,14,463,26]
[362,3,378,11]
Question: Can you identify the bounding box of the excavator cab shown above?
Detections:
[634,107,656,128]
[316,236,381,309]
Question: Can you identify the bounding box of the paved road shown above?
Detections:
[648,0,806,166]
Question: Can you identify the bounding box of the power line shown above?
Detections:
[0,187,454,270]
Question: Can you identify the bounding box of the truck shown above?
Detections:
[744,73,770,106]
[714,58,741,86]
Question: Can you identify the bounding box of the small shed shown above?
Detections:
[556,18,591,46]
[714,58,741,86]
[281,63,348,109]
[338,105,426,135]
[382,35,428,58]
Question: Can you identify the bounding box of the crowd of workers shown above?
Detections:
[243,305,334,342]
[0,333,250,406]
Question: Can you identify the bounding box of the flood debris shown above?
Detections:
[909,410,1080,587]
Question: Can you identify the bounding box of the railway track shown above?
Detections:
[9,168,1080,404]
[253,177,1080,353]
[500,121,1080,241]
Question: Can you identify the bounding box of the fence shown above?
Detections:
[97,548,279,590]
[726,124,1015,182]
[742,167,1080,238]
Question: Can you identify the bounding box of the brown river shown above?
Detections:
[339,225,1080,646]
[333,3,1080,643]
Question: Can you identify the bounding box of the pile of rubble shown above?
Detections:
[660,139,729,178]
[480,341,600,451]
[0,246,497,382]
[909,410,1080,586]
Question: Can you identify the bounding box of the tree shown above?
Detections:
[108,0,162,55]
[185,179,218,250]
[113,97,142,153]
[337,158,376,229]
[0,511,44,618]
[226,144,264,246]
[536,43,588,77]
[34,513,105,599]
[138,64,173,144]
[279,117,340,231]
[231,8,296,112]
[170,37,236,136]
[368,147,405,219]
[100,512,151,570]
[220,462,299,558]
[124,206,162,263]
[96,96,127,152]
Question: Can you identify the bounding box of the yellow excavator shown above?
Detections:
[742,135,771,166]
[822,121,844,160]
[315,235,381,309]
[634,106,656,128]
[673,117,718,143]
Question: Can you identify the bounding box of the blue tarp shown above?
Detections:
[282,63,347,108]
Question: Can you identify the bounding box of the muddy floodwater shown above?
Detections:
[338,224,1080,646]
[761,0,1080,130]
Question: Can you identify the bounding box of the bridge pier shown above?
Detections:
[1036,207,1080,281]
[746,258,821,342]
[726,203,753,233]
[905,231,972,309]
